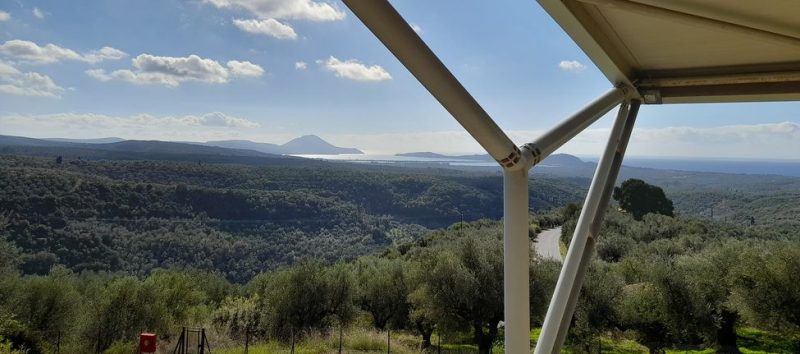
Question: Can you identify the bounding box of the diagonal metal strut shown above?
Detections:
[342,1,635,352]
[535,100,641,354]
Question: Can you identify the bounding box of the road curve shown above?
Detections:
[534,227,563,262]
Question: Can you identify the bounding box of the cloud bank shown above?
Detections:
[0,112,260,141]
[2,111,797,159]
[205,0,345,21]
[0,40,126,64]
[0,61,65,98]
[86,54,263,87]
[207,0,344,39]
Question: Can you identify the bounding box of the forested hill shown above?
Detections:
[0,155,585,282]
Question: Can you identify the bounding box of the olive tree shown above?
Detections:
[412,236,503,354]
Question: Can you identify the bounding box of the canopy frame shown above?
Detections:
[342,0,798,352]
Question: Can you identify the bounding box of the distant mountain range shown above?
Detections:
[0,134,362,157]
[203,135,363,155]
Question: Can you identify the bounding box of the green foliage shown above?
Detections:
[613,178,675,220]
[731,244,800,331]
[354,257,409,330]
[411,234,504,354]
[529,258,560,326]
[568,261,625,349]
[256,259,355,340]
[0,155,584,282]
[212,295,261,341]
[0,337,27,354]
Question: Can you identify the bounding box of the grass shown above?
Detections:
[213,328,420,354]
[737,327,800,354]
[211,327,800,354]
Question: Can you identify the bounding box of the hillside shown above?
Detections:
[0,155,584,282]
[0,134,363,158]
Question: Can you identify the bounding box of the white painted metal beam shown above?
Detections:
[342,0,525,170]
[534,100,636,354]
[550,100,640,352]
[537,0,637,90]
[504,169,530,353]
[522,87,626,168]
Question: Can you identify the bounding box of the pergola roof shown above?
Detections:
[538,0,800,103]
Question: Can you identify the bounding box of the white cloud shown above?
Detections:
[196,112,260,128]
[32,7,44,20]
[83,47,128,63]
[0,61,65,98]
[0,11,10,22]
[226,60,264,77]
[294,61,307,70]
[85,68,111,81]
[0,40,80,64]
[319,56,391,82]
[410,23,423,34]
[232,18,297,40]
[88,54,265,87]
[558,60,587,73]
[0,112,260,139]
[0,40,127,65]
[205,0,345,21]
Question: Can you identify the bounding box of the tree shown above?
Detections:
[10,267,79,353]
[613,179,674,221]
[354,257,409,330]
[81,276,168,352]
[407,261,438,349]
[413,236,503,354]
[212,295,262,349]
[0,235,19,275]
[261,259,354,340]
[568,261,624,352]
[731,243,800,331]
[529,258,560,326]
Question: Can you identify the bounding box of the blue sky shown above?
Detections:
[0,0,798,159]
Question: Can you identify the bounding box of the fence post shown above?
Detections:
[387,328,390,354]
[290,328,295,354]
[338,325,343,354]
[244,329,249,354]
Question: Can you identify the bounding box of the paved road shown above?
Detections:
[534,227,563,262]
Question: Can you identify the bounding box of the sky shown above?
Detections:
[0,0,798,159]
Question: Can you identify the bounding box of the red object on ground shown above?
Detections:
[139,333,157,353]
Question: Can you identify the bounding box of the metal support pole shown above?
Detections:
[522,87,625,168]
[551,100,641,351]
[503,168,530,353]
[535,100,638,354]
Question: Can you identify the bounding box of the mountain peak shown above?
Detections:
[285,135,327,144]
[281,135,363,154]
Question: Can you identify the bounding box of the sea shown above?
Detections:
[294,154,800,177]
[587,156,800,177]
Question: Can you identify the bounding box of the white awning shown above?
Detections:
[538,0,800,103]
